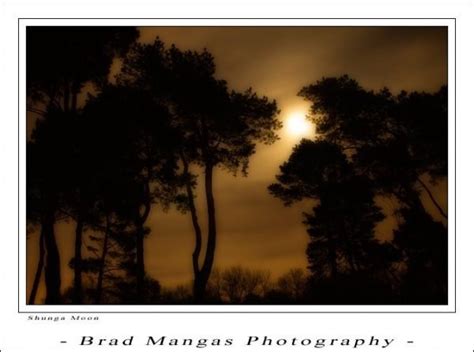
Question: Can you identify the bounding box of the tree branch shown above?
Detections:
[417,177,448,220]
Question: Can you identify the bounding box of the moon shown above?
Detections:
[285,112,313,139]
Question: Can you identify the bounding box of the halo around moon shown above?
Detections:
[285,112,313,139]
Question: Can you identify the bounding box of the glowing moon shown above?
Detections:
[286,112,313,138]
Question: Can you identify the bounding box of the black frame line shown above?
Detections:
[18,17,456,314]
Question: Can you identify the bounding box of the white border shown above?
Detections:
[18,18,456,313]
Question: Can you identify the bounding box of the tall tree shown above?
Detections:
[82,85,180,301]
[119,40,281,301]
[290,75,448,302]
[298,75,447,218]
[27,108,75,303]
[269,140,386,281]
[27,26,139,304]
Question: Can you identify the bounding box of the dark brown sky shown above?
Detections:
[27,26,448,298]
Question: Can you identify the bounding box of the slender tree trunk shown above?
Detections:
[341,222,358,273]
[28,231,45,304]
[135,187,151,301]
[195,163,217,302]
[71,83,83,302]
[43,209,61,304]
[180,153,204,301]
[96,216,110,304]
[73,213,84,304]
[136,223,145,301]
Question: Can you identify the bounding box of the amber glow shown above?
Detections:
[286,112,313,138]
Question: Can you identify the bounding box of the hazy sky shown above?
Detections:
[27,26,448,298]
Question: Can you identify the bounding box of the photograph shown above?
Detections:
[25,25,448,306]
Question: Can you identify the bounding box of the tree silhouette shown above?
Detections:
[299,76,448,302]
[269,75,448,303]
[276,268,308,301]
[206,267,272,303]
[393,205,447,303]
[298,75,447,218]
[27,108,76,303]
[269,140,391,303]
[27,27,138,112]
[27,27,139,304]
[81,85,181,302]
[119,40,281,302]
[27,226,44,304]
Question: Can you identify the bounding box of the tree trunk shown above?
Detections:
[73,214,84,304]
[341,222,358,273]
[195,163,217,302]
[135,187,150,302]
[136,223,145,301]
[28,231,45,304]
[180,153,204,301]
[95,216,110,304]
[43,210,61,304]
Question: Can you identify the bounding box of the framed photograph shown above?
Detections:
[18,19,455,314]
[5,0,474,347]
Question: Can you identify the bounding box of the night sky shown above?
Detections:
[27,26,448,299]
